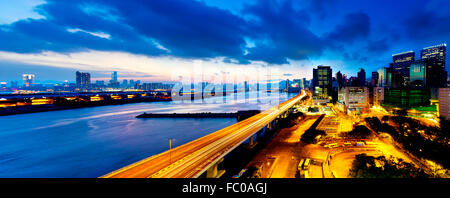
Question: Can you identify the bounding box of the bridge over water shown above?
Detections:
[101,90,308,178]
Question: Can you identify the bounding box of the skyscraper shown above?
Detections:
[421,44,447,88]
[410,61,426,88]
[122,79,128,88]
[111,71,118,83]
[76,71,91,89]
[391,51,415,87]
[377,67,391,87]
[312,65,332,99]
[22,74,35,87]
[371,72,379,87]
[357,68,366,86]
[336,71,343,89]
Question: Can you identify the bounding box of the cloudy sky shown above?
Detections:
[0,0,449,84]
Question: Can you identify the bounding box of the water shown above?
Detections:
[0,91,297,177]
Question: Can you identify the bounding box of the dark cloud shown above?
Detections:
[326,12,371,44]
[403,9,450,42]
[242,0,325,64]
[367,38,390,53]
[2,0,447,70]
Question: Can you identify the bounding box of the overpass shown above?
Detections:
[101,90,308,178]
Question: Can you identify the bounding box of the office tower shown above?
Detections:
[111,71,118,83]
[10,81,18,89]
[22,74,35,87]
[122,79,128,88]
[336,71,343,88]
[410,60,427,88]
[371,72,379,87]
[439,88,450,120]
[377,67,392,87]
[357,68,366,86]
[96,80,105,86]
[134,80,141,89]
[312,65,332,99]
[129,80,134,86]
[76,71,91,89]
[421,44,447,88]
[391,51,415,87]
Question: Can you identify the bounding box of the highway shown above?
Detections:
[101,90,307,178]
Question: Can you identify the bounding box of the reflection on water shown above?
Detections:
[0,91,296,177]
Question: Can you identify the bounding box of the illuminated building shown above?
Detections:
[391,51,415,87]
[312,66,332,99]
[384,88,430,108]
[75,71,91,89]
[22,74,35,87]
[373,87,384,106]
[338,87,369,113]
[438,88,450,120]
[421,44,447,88]
[377,67,391,87]
[410,60,427,88]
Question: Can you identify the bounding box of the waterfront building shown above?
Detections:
[75,71,91,89]
[22,74,35,87]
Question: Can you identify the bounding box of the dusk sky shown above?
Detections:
[0,0,449,83]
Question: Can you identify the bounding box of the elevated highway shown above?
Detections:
[102,90,308,178]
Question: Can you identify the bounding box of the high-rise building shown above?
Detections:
[438,87,450,120]
[10,81,18,89]
[421,44,447,88]
[391,51,415,87]
[76,71,91,89]
[111,71,118,83]
[410,60,427,88]
[357,68,366,86]
[122,79,128,88]
[371,72,379,87]
[22,74,35,87]
[336,71,343,89]
[377,67,392,87]
[312,66,332,99]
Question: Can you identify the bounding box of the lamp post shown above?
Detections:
[168,138,174,165]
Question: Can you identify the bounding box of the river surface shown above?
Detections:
[0,91,296,177]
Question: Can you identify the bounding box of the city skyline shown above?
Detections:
[1,0,450,83]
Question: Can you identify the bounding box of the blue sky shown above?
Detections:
[0,0,449,83]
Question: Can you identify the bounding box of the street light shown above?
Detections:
[168,138,175,165]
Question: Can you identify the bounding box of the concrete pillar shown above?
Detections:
[248,135,254,146]
[206,158,224,178]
